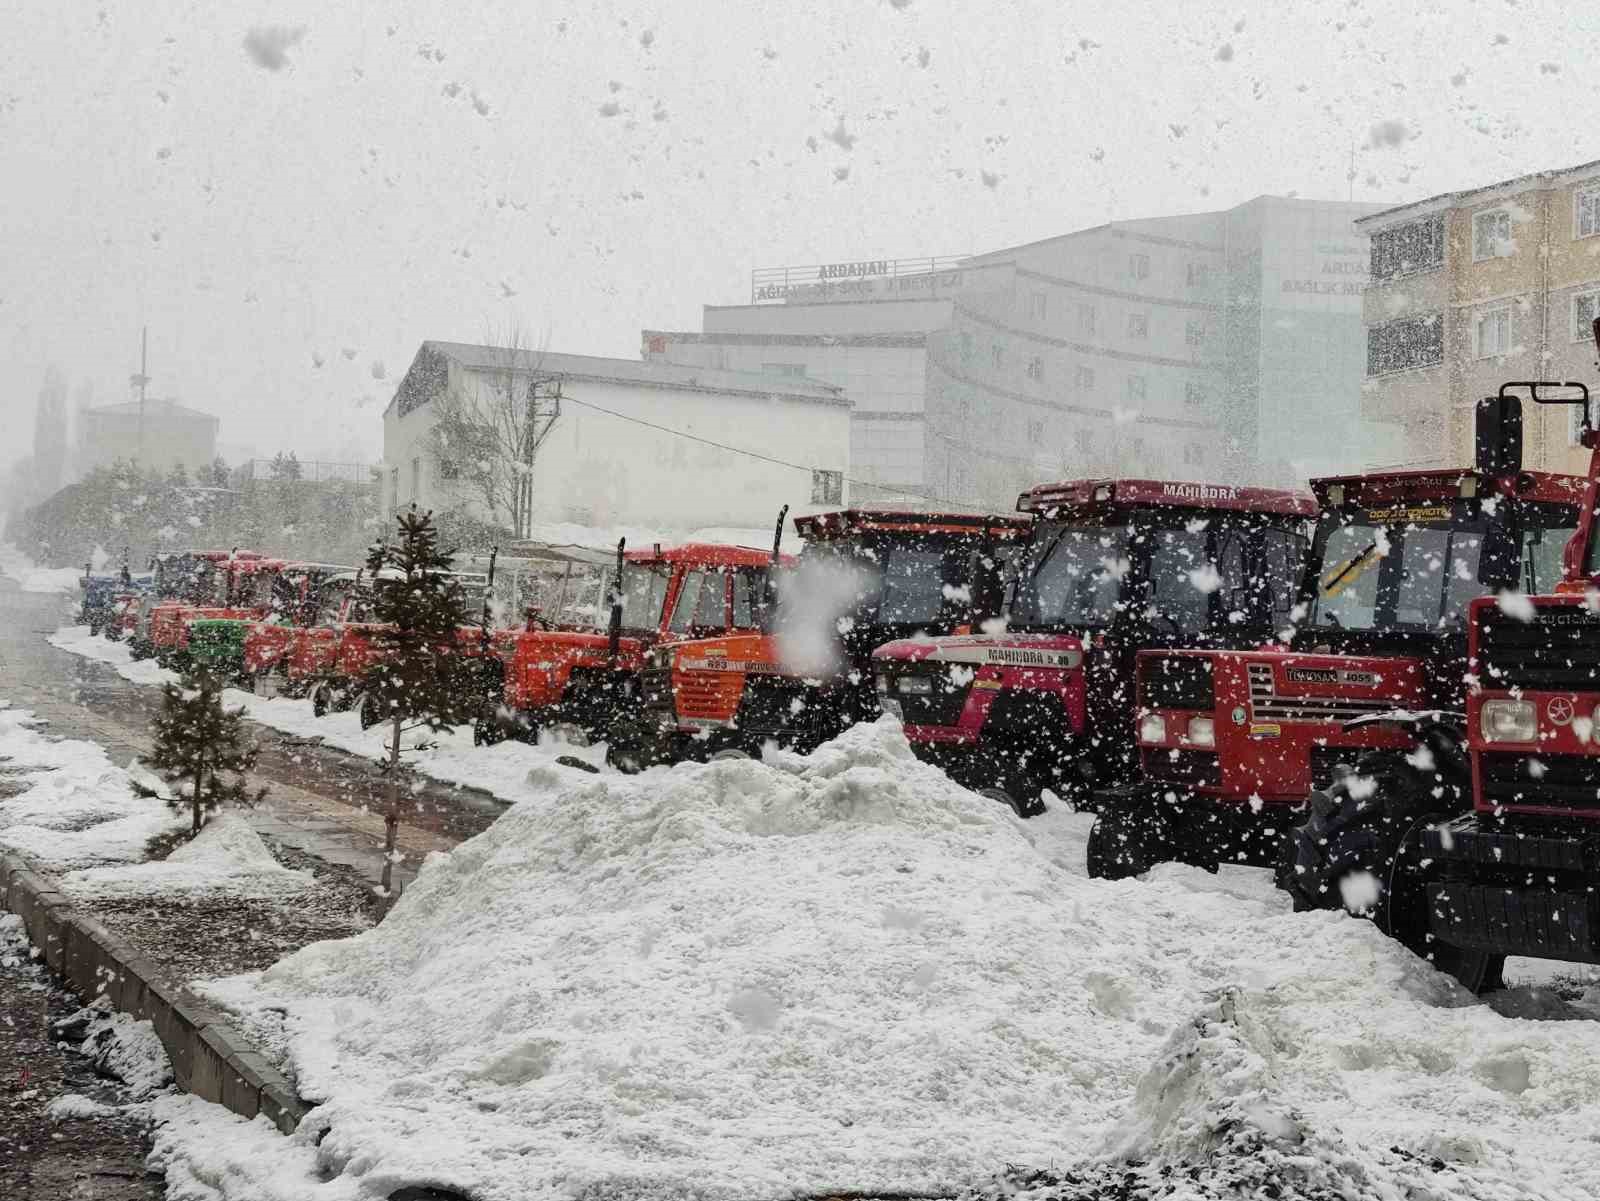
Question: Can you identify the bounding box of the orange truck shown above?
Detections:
[609,508,1031,769]
[484,538,794,745]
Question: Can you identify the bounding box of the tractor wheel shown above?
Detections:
[1277,767,1504,993]
[978,785,1043,820]
[358,692,385,730]
[311,684,332,718]
[129,637,152,661]
[1085,802,1175,881]
[473,716,507,747]
[709,748,751,762]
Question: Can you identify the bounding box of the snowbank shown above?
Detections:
[59,812,314,899]
[167,719,1600,1201]
[0,542,87,594]
[0,705,186,868]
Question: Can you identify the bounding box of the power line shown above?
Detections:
[557,391,973,508]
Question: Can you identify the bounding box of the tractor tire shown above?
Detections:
[311,684,332,718]
[1277,767,1504,993]
[473,716,507,747]
[129,637,153,662]
[1086,802,1175,881]
[978,785,1042,820]
[709,748,751,762]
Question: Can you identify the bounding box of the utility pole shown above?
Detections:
[129,326,150,469]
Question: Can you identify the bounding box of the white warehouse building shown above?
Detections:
[382,340,851,534]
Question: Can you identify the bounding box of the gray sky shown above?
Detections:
[3,0,1595,471]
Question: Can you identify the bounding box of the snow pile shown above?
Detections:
[59,812,314,899]
[47,1093,124,1121]
[0,705,187,868]
[71,1002,175,1099]
[0,542,86,594]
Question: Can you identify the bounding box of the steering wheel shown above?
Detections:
[524,605,551,631]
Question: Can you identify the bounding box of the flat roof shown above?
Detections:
[645,329,928,350]
[420,340,848,408]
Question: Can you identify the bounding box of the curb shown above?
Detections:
[0,849,312,1134]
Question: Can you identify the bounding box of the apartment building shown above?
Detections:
[1358,159,1600,474]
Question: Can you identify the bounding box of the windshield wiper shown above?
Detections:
[1320,540,1379,595]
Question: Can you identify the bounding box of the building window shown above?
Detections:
[1027,418,1045,443]
[1075,365,1095,392]
[1029,291,1048,319]
[1184,381,1207,407]
[1077,304,1096,336]
[438,457,460,480]
[1577,186,1600,240]
[1127,374,1147,402]
[1573,291,1600,341]
[1473,306,1512,358]
[1473,209,1513,261]
[1367,314,1444,375]
[1129,253,1150,281]
[811,469,843,505]
[1026,355,1044,381]
[992,343,1004,369]
[1128,313,1149,339]
[1370,214,1445,280]
[1186,262,1210,288]
[410,457,421,501]
[762,363,807,377]
[1185,319,1205,347]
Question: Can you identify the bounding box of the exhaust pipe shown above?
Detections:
[607,538,626,666]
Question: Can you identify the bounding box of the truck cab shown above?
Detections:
[871,478,1313,813]
[1092,459,1583,879]
[613,508,1031,769]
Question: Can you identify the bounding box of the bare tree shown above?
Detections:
[422,326,562,539]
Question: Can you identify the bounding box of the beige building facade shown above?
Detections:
[1358,159,1600,476]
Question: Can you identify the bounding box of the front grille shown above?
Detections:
[1479,751,1600,811]
[672,672,725,717]
[1247,663,1398,723]
[1141,655,1214,711]
[1426,880,1598,961]
[884,668,970,727]
[1477,603,1600,691]
[640,667,674,710]
[734,678,818,734]
[1141,747,1222,788]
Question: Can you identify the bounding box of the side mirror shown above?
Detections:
[1475,393,1522,474]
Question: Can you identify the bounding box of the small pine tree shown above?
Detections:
[146,668,261,835]
[364,508,477,896]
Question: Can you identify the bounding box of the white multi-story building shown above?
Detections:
[650,199,1398,512]
[382,341,851,534]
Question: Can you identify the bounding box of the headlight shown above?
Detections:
[1186,716,1215,747]
[1139,714,1167,743]
[1480,699,1536,743]
[875,672,890,694]
[899,676,933,695]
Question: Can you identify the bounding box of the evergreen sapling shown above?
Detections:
[146,667,262,836]
[363,509,478,897]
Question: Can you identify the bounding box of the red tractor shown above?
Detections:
[612,508,1032,770]
[123,550,234,657]
[485,539,793,746]
[147,552,280,671]
[236,563,360,690]
[1096,383,1586,885]
[870,478,1315,816]
[1280,371,1600,992]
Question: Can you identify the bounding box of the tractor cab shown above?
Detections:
[1093,383,1586,880]
[872,479,1314,812]
[613,508,1031,769]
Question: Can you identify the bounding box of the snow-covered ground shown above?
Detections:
[0,704,187,869]
[138,719,1600,1201]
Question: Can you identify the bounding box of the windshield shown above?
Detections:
[1014,525,1131,629]
[1309,512,1578,631]
[618,563,671,631]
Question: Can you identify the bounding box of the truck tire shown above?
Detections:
[1086,804,1174,880]
[1277,766,1504,993]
